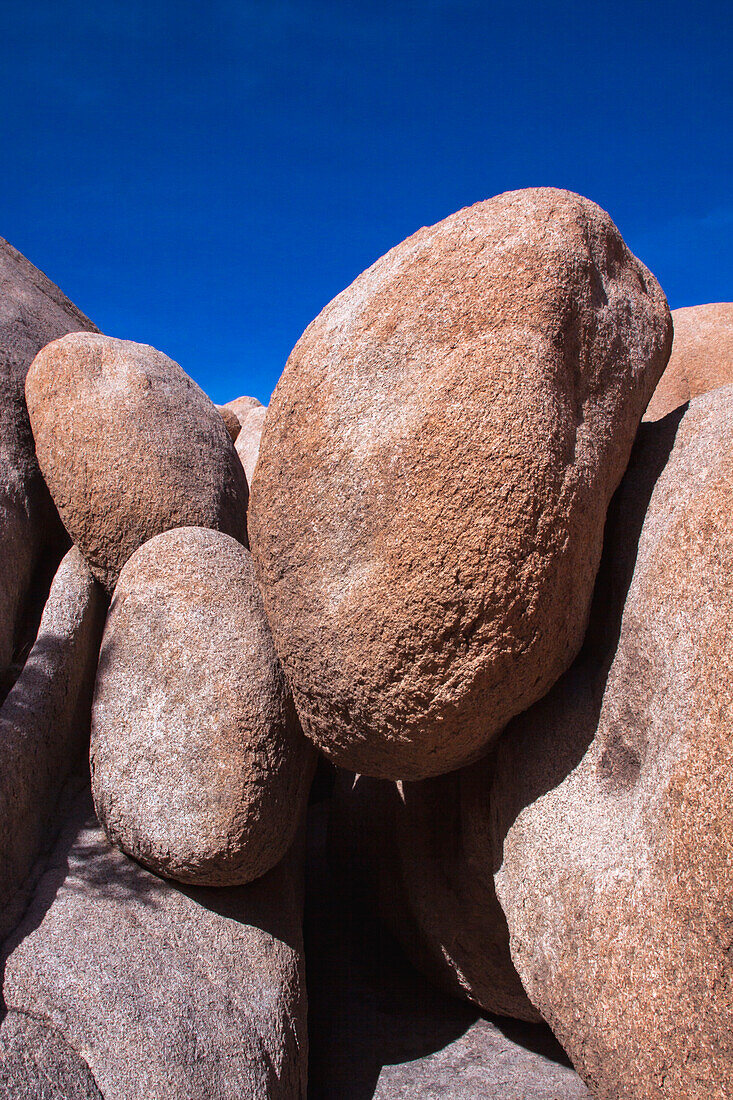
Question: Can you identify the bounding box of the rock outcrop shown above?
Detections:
[645,302,733,420]
[249,187,671,779]
[491,386,733,1098]
[3,203,727,1097]
[91,527,316,886]
[1,786,308,1100]
[0,239,96,675]
[0,548,106,941]
[26,334,249,591]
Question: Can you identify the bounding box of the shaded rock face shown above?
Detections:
[235,403,268,486]
[249,187,672,780]
[491,386,733,1099]
[0,548,106,941]
[645,302,733,421]
[0,238,96,673]
[91,527,316,886]
[26,334,249,591]
[1,787,308,1100]
[330,768,540,1023]
[0,1011,103,1099]
[216,403,242,442]
[307,802,591,1100]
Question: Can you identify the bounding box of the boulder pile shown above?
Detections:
[0,190,730,1098]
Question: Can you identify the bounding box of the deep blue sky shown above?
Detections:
[2,1,731,404]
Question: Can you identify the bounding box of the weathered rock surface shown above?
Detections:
[249,187,672,779]
[26,334,249,591]
[235,402,268,485]
[491,386,733,1098]
[216,403,242,441]
[331,768,540,1022]
[0,1010,103,1099]
[0,548,106,941]
[306,803,590,1099]
[91,526,316,886]
[368,1022,591,1100]
[0,238,96,673]
[645,302,733,421]
[1,785,308,1099]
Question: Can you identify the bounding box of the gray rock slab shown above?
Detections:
[0,1010,102,1099]
[1,786,308,1100]
[0,548,106,940]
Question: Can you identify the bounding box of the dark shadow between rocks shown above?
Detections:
[305,799,581,1099]
[583,404,687,671]
[0,532,68,708]
[488,1013,574,1065]
[304,802,478,1099]
[306,409,686,1099]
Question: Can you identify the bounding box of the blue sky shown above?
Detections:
[2,0,730,404]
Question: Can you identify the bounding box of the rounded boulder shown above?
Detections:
[26,334,249,591]
[644,302,733,421]
[91,526,316,886]
[235,403,268,486]
[249,187,672,779]
[225,394,263,423]
[216,404,242,442]
[493,387,733,1097]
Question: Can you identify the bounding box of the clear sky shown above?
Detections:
[2,1,730,404]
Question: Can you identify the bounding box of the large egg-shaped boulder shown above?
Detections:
[249,187,672,779]
[91,526,316,886]
[26,334,249,591]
